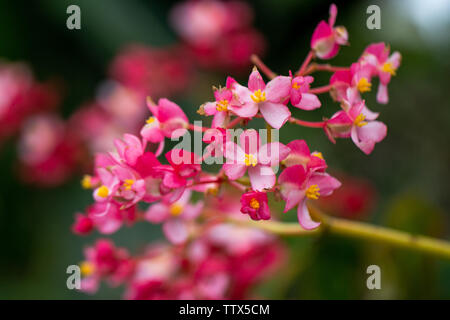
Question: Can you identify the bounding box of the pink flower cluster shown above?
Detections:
[78,195,284,299]
[73,3,401,299]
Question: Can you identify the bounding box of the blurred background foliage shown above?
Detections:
[0,0,449,299]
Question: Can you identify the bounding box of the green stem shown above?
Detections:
[227,206,450,260]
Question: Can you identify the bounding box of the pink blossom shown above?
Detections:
[279,165,341,230]
[80,239,134,293]
[325,89,387,154]
[228,68,291,129]
[141,98,188,144]
[330,62,373,102]
[201,87,234,128]
[240,191,270,220]
[290,75,321,110]
[223,130,290,191]
[310,4,348,59]
[145,190,204,244]
[284,139,327,172]
[111,133,145,167]
[359,42,401,104]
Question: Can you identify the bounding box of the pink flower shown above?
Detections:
[201,87,234,128]
[223,130,290,191]
[310,4,348,59]
[279,165,341,230]
[158,149,202,193]
[79,239,134,293]
[240,191,270,220]
[228,68,291,129]
[330,62,373,102]
[325,89,387,154]
[359,42,401,104]
[290,75,321,110]
[145,190,203,244]
[141,98,188,144]
[284,139,327,172]
[72,213,94,235]
[111,133,145,167]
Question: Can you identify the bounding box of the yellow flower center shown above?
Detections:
[81,175,93,189]
[206,187,219,196]
[244,154,258,167]
[146,117,155,124]
[216,99,229,112]
[249,198,260,209]
[97,185,109,198]
[80,261,95,277]
[381,62,396,76]
[305,184,320,200]
[356,77,372,93]
[122,179,134,191]
[169,203,183,216]
[292,82,301,90]
[311,152,324,159]
[354,113,368,127]
[250,89,266,103]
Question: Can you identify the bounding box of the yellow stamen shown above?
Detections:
[216,99,229,112]
[311,152,324,160]
[250,89,266,103]
[249,198,260,209]
[305,184,320,200]
[146,117,155,124]
[206,187,219,196]
[80,261,95,277]
[357,77,372,93]
[292,82,301,90]
[354,113,368,127]
[244,154,257,167]
[97,185,109,198]
[123,179,134,191]
[169,203,183,216]
[81,175,93,189]
[381,62,396,76]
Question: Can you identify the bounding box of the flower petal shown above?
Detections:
[248,165,275,191]
[259,102,291,129]
[297,199,321,230]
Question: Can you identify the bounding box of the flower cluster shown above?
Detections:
[73,3,401,299]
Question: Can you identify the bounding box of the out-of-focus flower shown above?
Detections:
[170,0,265,71]
[318,174,377,220]
[311,4,348,59]
[18,114,81,186]
[79,239,134,293]
[110,45,192,98]
[141,98,188,146]
[0,62,59,143]
[145,190,203,244]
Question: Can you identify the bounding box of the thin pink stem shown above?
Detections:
[309,84,333,94]
[227,117,244,129]
[188,123,208,132]
[288,117,326,128]
[251,54,277,79]
[297,50,315,76]
[303,63,350,75]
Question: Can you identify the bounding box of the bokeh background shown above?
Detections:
[0,0,449,299]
